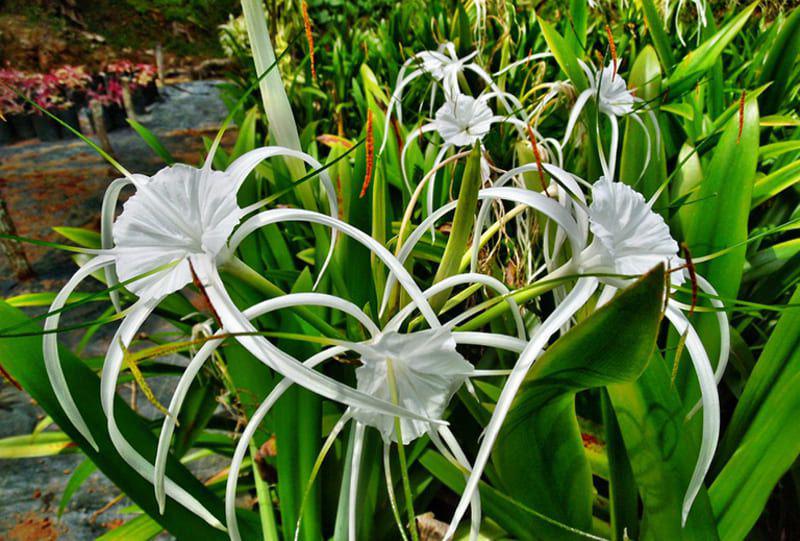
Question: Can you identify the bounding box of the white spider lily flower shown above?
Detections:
[152,261,526,540]
[579,178,686,287]
[393,173,727,536]
[401,93,562,237]
[44,147,443,528]
[562,61,659,180]
[349,328,473,444]
[380,42,545,155]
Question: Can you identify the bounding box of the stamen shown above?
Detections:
[737,90,746,144]
[189,260,222,326]
[301,1,317,83]
[681,243,698,316]
[0,363,21,390]
[526,124,549,194]
[605,25,618,78]
[360,110,375,198]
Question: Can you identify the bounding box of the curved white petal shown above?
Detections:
[664,306,720,526]
[225,346,347,541]
[44,255,116,451]
[228,208,441,328]
[348,422,366,541]
[225,146,339,289]
[101,177,135,312]
[98,295,224,529]
[444,277,599,538]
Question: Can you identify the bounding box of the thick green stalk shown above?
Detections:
[430,145,482,310]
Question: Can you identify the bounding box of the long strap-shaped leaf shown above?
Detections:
[491,266,665,531]
[0,300,260,539]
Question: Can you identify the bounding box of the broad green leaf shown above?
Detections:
[420,450,604,541]
[682,94,759,374]
[717,285,800,465]
[710,372,800,540]
[566,0,588,60]
[608,354,719,540]
[667,3,758,95]
[601,392,639,541]
[493,267,665,530]
[0,301,260,539]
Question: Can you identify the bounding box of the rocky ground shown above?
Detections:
[0,81,235,540]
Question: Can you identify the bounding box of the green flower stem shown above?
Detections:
[249,439,280,541]
[386,359,420,541]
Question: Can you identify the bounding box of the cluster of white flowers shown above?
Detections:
[43,27,726,541]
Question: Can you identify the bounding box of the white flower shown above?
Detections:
[581,178,685,285]
[433,94,495,147]
[392,166,728,537]
[593,65,636,116]
[351,328,473,444]
[112,164,245,300]
[563,62,659,180]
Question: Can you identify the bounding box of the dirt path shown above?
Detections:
[0,80,236,295]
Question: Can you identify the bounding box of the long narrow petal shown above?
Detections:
[44,255,116,451]
[225,146,339,288]
[228,209,441,328]
[155,291,378,509]
[561,89,594,148]
[439,426,481,541]
[453,332,527,353]
[226,346,347,541]
[98,296,224,529]
[380,64,423,155]
[630,112,652,183]
[444,278,598,538]
[197,257,442,424]
[426,145,451,241]
[383,443,411,541]
[101,178,133,312]
[664,306,720,525]
[348,422,366,541]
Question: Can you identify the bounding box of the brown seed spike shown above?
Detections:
[681,243,698,316]
[605,25,618,78]
[737,90,746,144]
[302,1,317,83]
[526,124,549,195]
[360,110,375,198]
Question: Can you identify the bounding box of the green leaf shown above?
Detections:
[710,371,800,541]
[53,227,101,249]
[0,301,260,539]
[667,3,758,95]
[0,432,74,458]
[758,8,800,115]
[419,450,604,541]
[59,457,97,517]
[751,159,800,207]
[717,285,800,465]
[640,0,675,70]
[127,119,175,164]
[95,513,163,540]
[493,267,665,530]
[539,18,589,91]
[607,354,720,540]
[430,145,482,309]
